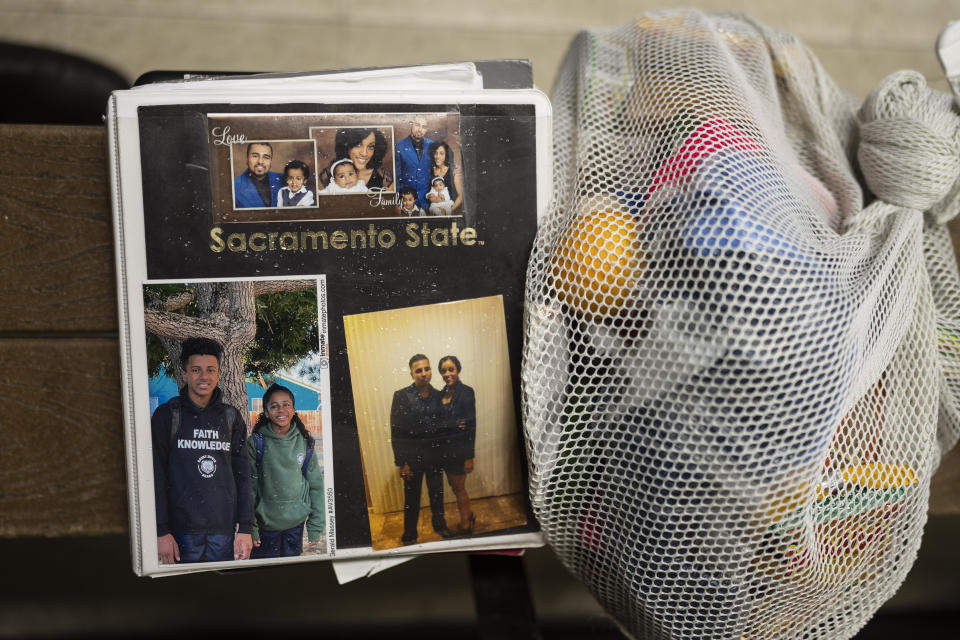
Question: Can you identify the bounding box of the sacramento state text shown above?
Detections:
[209,222,481,253]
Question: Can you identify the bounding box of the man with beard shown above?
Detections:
[395,116,434,210]
[234,141,283,208]
[390,354,455,545]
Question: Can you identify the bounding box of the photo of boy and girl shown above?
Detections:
[228,114,464,218]
[144,281,328,566]
[343,296,528,551]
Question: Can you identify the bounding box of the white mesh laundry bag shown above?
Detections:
[522,9,960,640]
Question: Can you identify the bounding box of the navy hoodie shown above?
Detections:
[151,388,254,537]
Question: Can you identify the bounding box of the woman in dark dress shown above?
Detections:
[320,127,393,191]
[437,355,476,534]
[427,140,463,214]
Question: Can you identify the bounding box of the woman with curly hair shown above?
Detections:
[321,127,393,192]
[437,355,476,534]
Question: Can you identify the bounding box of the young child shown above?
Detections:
[396,185,426,216]
[321,159,368,194]
[248,384,325,559]
[278,160,315,207]
[427,176,454,215]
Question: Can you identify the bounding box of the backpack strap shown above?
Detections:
[223,403,238,432]
[301,436,316,477]
[168,397,181,452]
[252,432,265,474]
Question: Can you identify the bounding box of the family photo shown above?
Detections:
[343,296,526,551]
[142,279,330,567]
[209,112,464,222]
[310,125,395,195]
[392,114,464,216]
[229,139,318,210]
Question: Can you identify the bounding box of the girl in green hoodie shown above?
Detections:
[248,384,326,558]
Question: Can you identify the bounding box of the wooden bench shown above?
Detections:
[1,123,958,538]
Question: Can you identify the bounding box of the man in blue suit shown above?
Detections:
[234,142,283,209]
[395,116,434,210]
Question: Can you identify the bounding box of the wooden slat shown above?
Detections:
[0,338,127,536]
[0,124,117,334]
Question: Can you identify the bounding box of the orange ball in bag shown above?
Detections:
[551,207,645,317]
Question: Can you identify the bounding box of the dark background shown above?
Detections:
[3,517,958,638]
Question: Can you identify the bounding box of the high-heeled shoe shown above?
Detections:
[436,526,456,539]
[456,513,476,536]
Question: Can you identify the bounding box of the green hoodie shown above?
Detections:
[247,423,325,543]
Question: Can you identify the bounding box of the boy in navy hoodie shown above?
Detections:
[151,337,254,564]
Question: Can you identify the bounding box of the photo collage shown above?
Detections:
[209,112,465,223]
[113,91,547,575]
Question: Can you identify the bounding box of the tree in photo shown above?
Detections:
[144,280,318,424]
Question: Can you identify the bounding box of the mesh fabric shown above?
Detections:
[522,10,960,640]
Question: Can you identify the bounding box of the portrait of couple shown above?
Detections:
[343,296,528,550]
[391,353,477,544]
